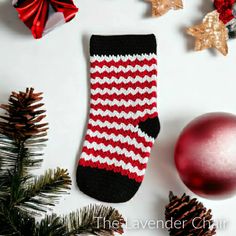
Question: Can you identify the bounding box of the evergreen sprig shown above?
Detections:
[63,205,126,235]
[0,88,125,236]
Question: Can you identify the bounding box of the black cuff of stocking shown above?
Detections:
[90,34,157,56]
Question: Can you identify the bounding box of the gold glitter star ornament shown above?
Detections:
[149,0,183,17]
[187,11,229,56]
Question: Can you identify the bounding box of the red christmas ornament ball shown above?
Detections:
[175,112,236,199]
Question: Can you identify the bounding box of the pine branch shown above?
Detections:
[0,203,16,235]
[35,214,67,236]
[17,168,71,214]
[0,134,19,171]
[0,205,36,235]
[32,205,126,236]
[0,88,48,205]
[0,134,19,200]
[63,205,126,235]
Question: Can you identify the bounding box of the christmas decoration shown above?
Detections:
[214,0,235,24]
[187,0,236,55]
[0,87,125,235]
[175,112,236,199]
[165,191,216,236]
[13,0,78,39]
[77,34,160,203]
[148,0,183,17]
[187,11,228,56]
[214,0,236,38]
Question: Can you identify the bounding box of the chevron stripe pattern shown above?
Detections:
[77,34,160,203]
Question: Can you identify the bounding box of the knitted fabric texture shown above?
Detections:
[77,34,160,203]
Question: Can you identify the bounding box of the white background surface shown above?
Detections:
[0,0,236,235]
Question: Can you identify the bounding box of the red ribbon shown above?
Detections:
[14,0,78,39]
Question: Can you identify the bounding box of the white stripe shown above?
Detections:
[90,107,157,119]
[89,119,155,143]
[91,75,157,85]
[84,140,149,164]
[81,152,146,176]
[86,128,152,153]
[91,97,157,107]
[91,53,157,63]
[91,64,157,74]
[91,86,156,96]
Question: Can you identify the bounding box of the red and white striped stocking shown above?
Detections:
[77,34,160,203]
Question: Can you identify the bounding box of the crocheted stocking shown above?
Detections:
[77,34,160,203]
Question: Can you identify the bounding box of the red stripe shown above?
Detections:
[90,103,157,119]
[81,146,147,170]
[91,58,157,69]
[79,158,144,182]
[85,130,151,155]
[90,69,157,79]
[87,123,153,147]
[91,91,157,103]
[89,113,158,126]
[91,80,157,91]
[89,113,133,123]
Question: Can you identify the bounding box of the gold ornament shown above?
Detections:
[149,0,183,17]
[186,11,229,56]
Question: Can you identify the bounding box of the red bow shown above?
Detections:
[214,0,235,24]
[14,0,78,39]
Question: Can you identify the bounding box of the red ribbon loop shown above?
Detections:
[14,0,78,39]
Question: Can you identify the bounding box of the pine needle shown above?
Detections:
[35,214,66,236]
[18,168,71,214]
[64,204,126,235]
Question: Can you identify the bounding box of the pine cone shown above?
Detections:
[165,191,216,236]
[0,88,48,141]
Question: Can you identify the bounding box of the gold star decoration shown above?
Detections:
[149,0,183,17]
[186,11,229,56]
